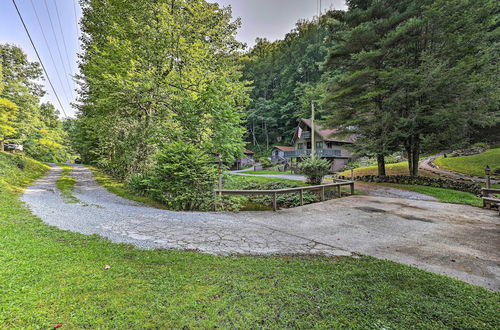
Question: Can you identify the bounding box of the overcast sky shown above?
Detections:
[0,0,346,118]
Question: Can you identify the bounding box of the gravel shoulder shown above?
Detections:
[21,164,500,290]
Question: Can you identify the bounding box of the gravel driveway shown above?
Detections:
[22,165,500,290]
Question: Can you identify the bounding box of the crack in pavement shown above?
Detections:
[21,164,500,290]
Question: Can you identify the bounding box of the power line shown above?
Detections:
[73,0,80,46]
[43,0,74,100]
[11,0,68,117]
[54,0,75,98]
[29,0,71,105]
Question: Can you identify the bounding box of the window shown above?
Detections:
[297,143,304,150]
[315,141,323,149]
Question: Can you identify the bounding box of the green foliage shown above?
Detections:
[222,174,316,209]
[73,0,248,180]
[258,157,272,168]
[323,0,499,176]
[298,157,330,185]
[241,15,334,147]
[0,45,70,161]
[128,142,218,211]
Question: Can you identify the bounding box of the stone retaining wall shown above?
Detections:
[337,175,483,195]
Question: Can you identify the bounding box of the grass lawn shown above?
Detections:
[55,164,78,203]
[435,148,500,177]
[243,170,294,175]
[372,183,483,207]
[223,173,307,188]
[1,152,499,327]
[338,161,415,177]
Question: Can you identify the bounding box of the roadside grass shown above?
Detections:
[88,166,169,209]
[371,183,483,207]
[55,164,78,203]
[435,148,500,177]
[243,170,294,175]
[224,173,307,187]
[1,152,499,327]
[338,161,415,177]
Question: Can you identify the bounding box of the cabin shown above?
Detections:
[273,118,355,172]
[234,149,255,170]
[271,146,295,164]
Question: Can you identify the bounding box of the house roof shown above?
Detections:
[273,146,295,151]
[298,118,355,143]
[244,149,255,155]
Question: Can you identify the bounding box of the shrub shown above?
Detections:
[298,158,330,185]
[259,157,272,168]
[136,141,218,211]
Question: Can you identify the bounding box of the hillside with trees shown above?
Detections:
[241,0,499,175]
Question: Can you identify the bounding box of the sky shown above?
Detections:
[0,0,346,118]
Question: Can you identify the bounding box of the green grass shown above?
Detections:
[243,170,294,175]
[88,166,169,209]
[1,152,499,327]
[55,164,78,203]
[435,148,500,177]
[338,161,417,177]
[223,173,308,188]
[373,183,483,207]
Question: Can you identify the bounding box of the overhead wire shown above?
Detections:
[53,0,75,99]
[11,0,68,117]
[42,0,74,100]
[29,0,71,106]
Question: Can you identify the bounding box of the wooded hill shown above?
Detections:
[242,0,499,176]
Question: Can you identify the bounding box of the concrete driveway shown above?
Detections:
[22,165,500,290]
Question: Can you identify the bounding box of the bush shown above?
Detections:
[259,157,272,168]
[129,141,218,211]
[298,158,330,185]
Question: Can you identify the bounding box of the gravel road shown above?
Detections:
[22,165,500,290]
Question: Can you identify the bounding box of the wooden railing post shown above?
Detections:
[273,192,277,211]
[321,186,325,201]
[337,185,341,197]
[300,189,304,206]
[350,182,354,195]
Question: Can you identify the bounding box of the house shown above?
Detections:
[271,146,295,164]
[274,118,355,172]
[234,149,255,170]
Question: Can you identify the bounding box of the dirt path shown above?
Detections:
[22,165,500,290]
[419,154,500,184]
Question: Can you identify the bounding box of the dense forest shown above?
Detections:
[240,14,334,149]
[0,44,70,162]
[241,0,499,176]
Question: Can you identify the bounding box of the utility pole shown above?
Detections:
[311,101,315,159]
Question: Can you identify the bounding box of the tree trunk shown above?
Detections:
[377,154,386,176]
[0,140,4,152]
[411,138,420,176]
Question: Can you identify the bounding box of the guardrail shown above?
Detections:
[215,180,354,211]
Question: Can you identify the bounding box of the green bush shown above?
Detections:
[225,178,318,209]
[258,157,272,168]
[128,141,218,211]
[298,158,330,185]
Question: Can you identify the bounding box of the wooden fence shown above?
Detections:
[215,179,354,211]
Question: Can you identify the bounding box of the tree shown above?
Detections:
[241,15,334,147]
[0,67,18,151]
[322,0,498,176]
[322,3,407,176]
[0,44,70,161]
